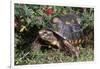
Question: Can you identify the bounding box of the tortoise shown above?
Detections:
[31,14,93,57]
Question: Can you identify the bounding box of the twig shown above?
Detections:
[19,51,30,60]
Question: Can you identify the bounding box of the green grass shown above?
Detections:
[15,45,94,65]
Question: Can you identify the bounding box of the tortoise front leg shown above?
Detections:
[63,40,80,58]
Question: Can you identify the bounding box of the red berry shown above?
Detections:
[46,8,54,15]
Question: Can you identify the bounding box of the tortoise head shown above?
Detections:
[39,29,58,45]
